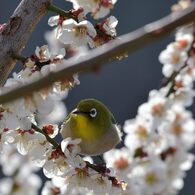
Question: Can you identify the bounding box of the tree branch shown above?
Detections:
[31,123,59,148]
[0,3,195,104]
[0,0,52,86]
[48,4,78,21]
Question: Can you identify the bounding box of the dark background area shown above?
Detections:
[1,0,194,194]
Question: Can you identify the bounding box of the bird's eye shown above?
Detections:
[89,108,97,118]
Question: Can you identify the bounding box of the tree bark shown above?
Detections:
[0,0,52,86]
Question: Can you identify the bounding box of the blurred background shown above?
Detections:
[0,0,194,194]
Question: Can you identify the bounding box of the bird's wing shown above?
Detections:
[110,112,117,124]
[64,112,71,123]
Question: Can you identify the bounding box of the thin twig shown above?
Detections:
[31,123,59,148]
[165,70,181,97]
[10,53,27,63]
[47,4,78,21]
[0,3,195,104]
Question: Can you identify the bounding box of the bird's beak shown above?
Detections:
[72,109,88,115]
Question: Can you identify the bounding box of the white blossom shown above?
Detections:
[159,43,188,77]
[104,148,132,180]
[57,19,97,47]
[68,0,117,19]
[102,16,118,36]
[3,129,46,155]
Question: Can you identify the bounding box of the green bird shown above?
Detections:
[60,99,121,156]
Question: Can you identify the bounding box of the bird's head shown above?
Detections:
[70,99,116,131]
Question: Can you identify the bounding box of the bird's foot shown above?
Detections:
[96,155,107,171]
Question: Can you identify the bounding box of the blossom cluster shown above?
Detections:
[47,14,118,48]
[104,16,195,195]
[0,144,41,195]
[68,0,117,19]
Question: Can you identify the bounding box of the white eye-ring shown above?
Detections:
[89,108,97,118]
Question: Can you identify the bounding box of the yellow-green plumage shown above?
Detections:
[70,114,106,141]
[60,99,121,156]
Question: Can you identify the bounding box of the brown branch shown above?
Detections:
[0,0,52,86]
[31,123,59,148]
[48,4,78,21]
[0,3,195,104]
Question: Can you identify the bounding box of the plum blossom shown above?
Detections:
[131,157,168,195]
[159,24,194,78]
[0,100,34,130]
[104,148,132,181]
[138,91,171,128]
[159,42,188,77]
[42,181,64,195]
[3,129,46,155]
[0,144,37,176]
[0,174,41,195]
[42,179,93,195]
[124,117,154,152]
[172,0,192,12]
[170,87,195,107]
[41,124,59,138]
[175,32,194,51]
[61,137,81,158]
[101,16,118,36]
[68,0,117,19]
[27,139,52,167]
[53,18,97,47]
[0,144,41,195]
[158,105,195,149]
[43,146,69,178]
[54,167,121,195]
[35,45,65,62]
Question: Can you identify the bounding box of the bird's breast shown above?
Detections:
[61,120,121,156]
[68,115,106,141]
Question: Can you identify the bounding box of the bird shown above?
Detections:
[60,99,121,156]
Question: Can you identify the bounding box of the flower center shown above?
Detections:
[42,124,54,135]
[51,187,61,195]
[178,39,188,49]
[50,148,64,159]
[17,129,34,135]
[73,25,88,37]
[171,53,181,64]
[171,123,183,136]
[145,172,158,185]
[75,167,88,179]
[12,182,21,193]
[175,81,184,89]
[114,156,129,170]
[136,125,148,140]
[151,103,165,117]
[94,0,113,7]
